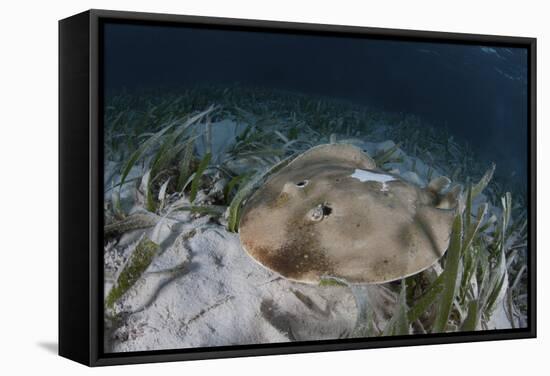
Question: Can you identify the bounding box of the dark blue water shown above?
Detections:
[103,23,529,182]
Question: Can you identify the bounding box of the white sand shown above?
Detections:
[106,223,357,352]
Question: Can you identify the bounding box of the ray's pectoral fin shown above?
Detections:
[436,184,462,210]
[291,143,376,170]
[282,181,307,197]
[415,206,456,258]
[271,181,307,208]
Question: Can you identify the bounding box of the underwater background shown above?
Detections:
[104,23,528,182]
[102,22,529,352]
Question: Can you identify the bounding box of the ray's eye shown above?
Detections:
[308,203,332,222]
[296,180,308,188]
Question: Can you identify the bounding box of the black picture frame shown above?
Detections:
[59,9,537,367]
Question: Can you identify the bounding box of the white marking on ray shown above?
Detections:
[351,169,396,191]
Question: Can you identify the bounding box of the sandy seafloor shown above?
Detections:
[103,113,525,353]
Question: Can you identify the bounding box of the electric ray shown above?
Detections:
[239,143,461,284]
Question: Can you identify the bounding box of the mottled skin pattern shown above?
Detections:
[239,144,459,284]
